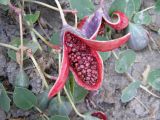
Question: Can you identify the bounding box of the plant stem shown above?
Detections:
[30,30,43,51]
[55,0,67,26]
[19,13,24,70]
[27,50,49,89]
[0,43,18,51]
[44,72,57,80]
[6,91,13,95]
[24,0,77,14]
[112,51,160,99]
[138,6,155,13]
[38,21,51,41]
[24,13,43,51]
[64,86,85,118]
[135,97,149,112]
[57,51,62,103]
[0,89,13,94]
[140,85,160,99]
[74,13,78,28]
[34,106,49,120]
[58,92,62,104]
[32,28,60,50]
[8,3,24,68]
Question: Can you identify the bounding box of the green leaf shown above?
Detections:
[121,81,140,103]
[73,82,88,103]
[8,38,38,61]
[14,69,29,88]
[109,0,141,19]
[26,41,39,54]
[126,23,149,51]
[13,87,37,110]
[67,72,75,95]
[96,36,109,41]
[115,49,136,73]
[99,52,111,61]
[50,115,70,120]
[67,73,88,103]
[155,0,160,12]
[69,0,95,19]
[50,33,60,45]
[0,83,11,112]
[37,90,50,111]
[0,0,9,5]
[48,97,72,116]
[24,11,40,24]
[147,69,160,91]
[133,11,151,25]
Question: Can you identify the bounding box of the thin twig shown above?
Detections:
[0,89,13,95]
[44,72,57,80]
[55,0,67,26]
[64,86,85,118]
[23,12,42,51]
[138,6,155,13]
[19,13,24,69]
[135,97,150,112]
[24,0,77,14]
[140,85,160,99]
[74,13,78,28]
[0,43,18,51]
[27,50,49,88]
[32,28,60,50]
[148,32,160,53]
[30,30,43,51]
[34,106,49,120]
[38,20,51,40]
[57,49,62,103]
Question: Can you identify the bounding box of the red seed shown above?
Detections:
[87,69,91,73]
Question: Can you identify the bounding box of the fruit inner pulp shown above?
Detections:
[65,32,99,86]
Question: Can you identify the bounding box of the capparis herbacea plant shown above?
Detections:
[0,0,134,119]
[1,0,160,119]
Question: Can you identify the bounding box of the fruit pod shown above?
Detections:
[48,0,131,99]
[126,23,149,51]
[91,111,107,120]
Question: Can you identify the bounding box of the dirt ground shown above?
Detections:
[0,0,160,120]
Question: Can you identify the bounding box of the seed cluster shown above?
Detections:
[65,32,98,86]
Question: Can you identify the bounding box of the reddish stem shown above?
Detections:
[63,9,78,15]
[8,2,21,15]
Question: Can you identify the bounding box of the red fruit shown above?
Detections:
[91,111,107,120]
[48,0,130,99]
[48,25,130,98]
